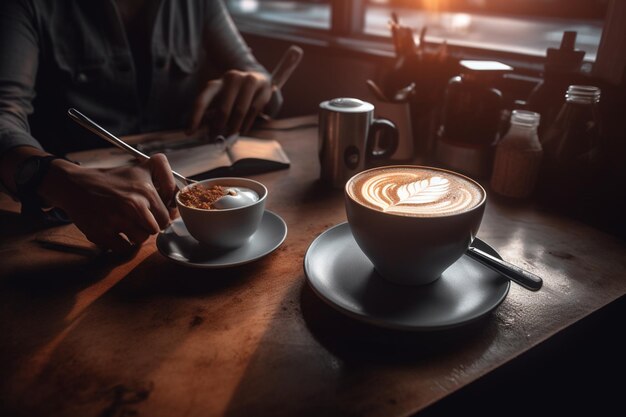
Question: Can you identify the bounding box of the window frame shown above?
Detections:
[227,0,607,75]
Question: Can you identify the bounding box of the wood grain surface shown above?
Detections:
[1,119,625,417]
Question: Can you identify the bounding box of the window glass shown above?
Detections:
[226,0,331,30]
[364,0,607,60]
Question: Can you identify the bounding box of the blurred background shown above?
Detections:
[226,0,606,59]
[224,0,625,240]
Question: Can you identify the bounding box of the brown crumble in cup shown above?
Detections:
[179,185,229,210]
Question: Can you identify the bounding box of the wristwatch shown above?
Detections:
[14,155,64,214]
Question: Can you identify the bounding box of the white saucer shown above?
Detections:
[304,223,510,331]
[157,210,287,268]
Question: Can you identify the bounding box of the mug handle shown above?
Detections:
[366,118,399,162]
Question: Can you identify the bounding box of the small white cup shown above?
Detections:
[176,177,267,249]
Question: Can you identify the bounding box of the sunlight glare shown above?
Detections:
[422,0,448,13]
[450,13,472,32]
[240,0,259,13]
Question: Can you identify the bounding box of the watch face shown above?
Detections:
[16,157,41,186]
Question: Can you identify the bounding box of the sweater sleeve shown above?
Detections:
[0,0,44,160]
[203,0,282,116]
[203,0,268,74]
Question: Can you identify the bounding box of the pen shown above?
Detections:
[216,133,239,151]
[256,45,304,124]
[271,45,303,90]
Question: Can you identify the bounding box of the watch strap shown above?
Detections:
[15,155,65,214]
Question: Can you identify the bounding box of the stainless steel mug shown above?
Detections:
[319,98,399,188]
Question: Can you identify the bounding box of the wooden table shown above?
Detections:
[1,118,625,417]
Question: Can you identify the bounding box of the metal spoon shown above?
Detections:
[392,82,416,102]
[67,108,195,187]
[466,245,543,291]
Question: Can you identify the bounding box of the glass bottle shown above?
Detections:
[537,85,602,207]
[526,31,585,137]
[491,110,542,198]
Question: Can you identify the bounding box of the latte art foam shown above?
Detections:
[348,167,484,216]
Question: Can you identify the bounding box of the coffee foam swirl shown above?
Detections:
[349,167,484,217]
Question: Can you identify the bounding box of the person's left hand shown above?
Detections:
[187,70,273,137]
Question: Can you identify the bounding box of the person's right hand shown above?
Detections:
[39,153,177,252]
[187,69,274,137]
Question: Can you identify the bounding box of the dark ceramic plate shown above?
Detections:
[304,222,510,331]
[157,211,287,268]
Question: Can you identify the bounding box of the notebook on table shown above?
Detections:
[66,129,291,179]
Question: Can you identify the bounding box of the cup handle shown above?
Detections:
[366,118,398,162]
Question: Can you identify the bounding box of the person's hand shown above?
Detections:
[187,70,274,137]
[40,154,177,252]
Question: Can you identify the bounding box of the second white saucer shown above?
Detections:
[157,210,287,268]
[304,223,510,331]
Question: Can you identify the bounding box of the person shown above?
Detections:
[0,0,282,252]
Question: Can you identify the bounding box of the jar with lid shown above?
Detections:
[435,60,511,179]
[491,110,543,198]
[537,85,602,207]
